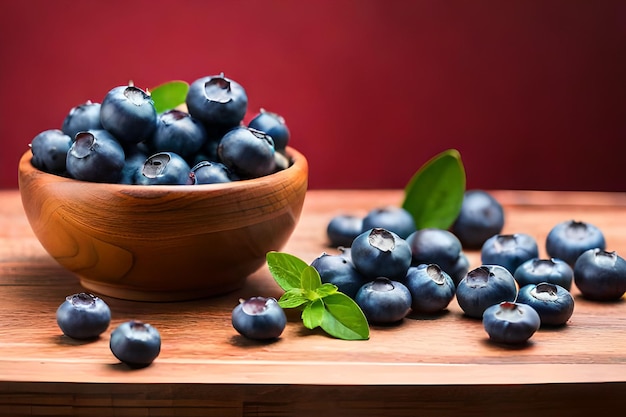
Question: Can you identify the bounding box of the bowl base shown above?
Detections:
[79,278,245,302]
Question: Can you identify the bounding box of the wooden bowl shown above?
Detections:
[18,147,308,301]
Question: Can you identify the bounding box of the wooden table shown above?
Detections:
[1,189,625,416]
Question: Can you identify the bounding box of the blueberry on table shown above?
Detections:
[355,277,412,324]
[405,264,456,314]
[573,249,626,301]
[135,152,191,185]
[326,214,363,248]
[65,130,125,183]
[361,206,416,239]
[30,129,73,175]
[451,190,505,249]
[148,109,208,159]
[351,228,412,281]
[186,73,248,128]
[231,297,287,341]
[456,265,518,319]
[482,301,541,345]
[248,108,290,152]
[110,320,161,368]
[407,228,467,281]
[189,160,233,185]
[56,292,111,340]
[516,282,574,326]
[310,252,368,299]
[481,233,539,274]
[217,126,276,179]
[513,258,573,291]
[100,83,157,145]
[61,100,103,140]
[546,220,606,267]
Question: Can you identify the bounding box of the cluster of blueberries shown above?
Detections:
[29,74,290,185]
[235,190,626,344]
[56,293,161,368]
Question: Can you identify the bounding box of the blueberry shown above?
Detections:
[573,249,626,301]
[481,233,539,274]
[351,228,412,281]
[66,130,125,183]
[456,265,518,318]
[110,320,161,368]
[217,126,276,179]
[148,109,208,159]
[451,190,505,249]
[513,258,573,291]
[186,73,248,128]
[361,206,416,239]
[326,214,363,247]
[30,129,73,175]
[546,220,606,266]
[407,228,466,280]
[448,252,470,287]
[516,282,574,326]
[61,100,103,140]
[248,108,290,152]
[100,84,157,145]
[405,264,456,313]
[310,252,368,299]
[231,297,287,340]
[119,151,148,185]
[355,277,412,324]
[482,301,541,345]
[135,152,191,185]
[189,160,233,185]
[56,292,111,340]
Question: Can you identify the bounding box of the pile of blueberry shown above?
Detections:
[56,292,161,368]
[29,74,291,185]
[235,190,626,345]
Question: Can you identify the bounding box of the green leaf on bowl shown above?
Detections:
[150,80,189,114]
[266,251,308,291]
[402,148,466,230]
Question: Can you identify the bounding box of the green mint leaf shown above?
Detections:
[150,80,189,114]
[320,293,369,340]
[315,283,338,298]
[402,148,466,229]
[301,265,322,292]
[302,298,324,329]
[266,251,309,291]
[278,288,310,309]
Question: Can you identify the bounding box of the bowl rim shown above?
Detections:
[18,146,308,194]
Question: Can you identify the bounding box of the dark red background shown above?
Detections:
[2,0,625,191]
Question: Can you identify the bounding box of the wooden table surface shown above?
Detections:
[1,189,625,416]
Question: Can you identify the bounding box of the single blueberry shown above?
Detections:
[482,301,541,345]
[310,252,368,299]
[405,264,456,313]
[248,108,290,152]
[135,152,191,185]
[407,228,464,276]
[481,233,539,274]
[110,320,161,368]
[100,84,157,145]
[355,277,412,324]
[573,249,626,301]
[56,293,111,340]
[189,160,233,184]
[186,73,248,128]
[326,214,363,248]
[513,258,573,291]
[119,151,148,185]
[351,228,412,281]
[361,206,416,239]
[61,100,103,140]
[217,126,276,179]
[451,190,505,249]
[546,220,606,267]
[30,129,73,175]
[65,130,125,183]
[456,265,518,318]
[516,282,574,326]
[148,109,208,159]
[231,297,287,340]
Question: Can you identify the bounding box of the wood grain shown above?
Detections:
[1,189,625,416]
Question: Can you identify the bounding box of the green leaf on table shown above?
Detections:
[150,80,189,114]
[302,298,325,329]
[320,293,369,340]
[315,283,338,298]
[402,148,466,230]
[278,288,309,309]
[301,265,322,292]
[266,251,308,291]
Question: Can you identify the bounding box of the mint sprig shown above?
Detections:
[266,252,370,340]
